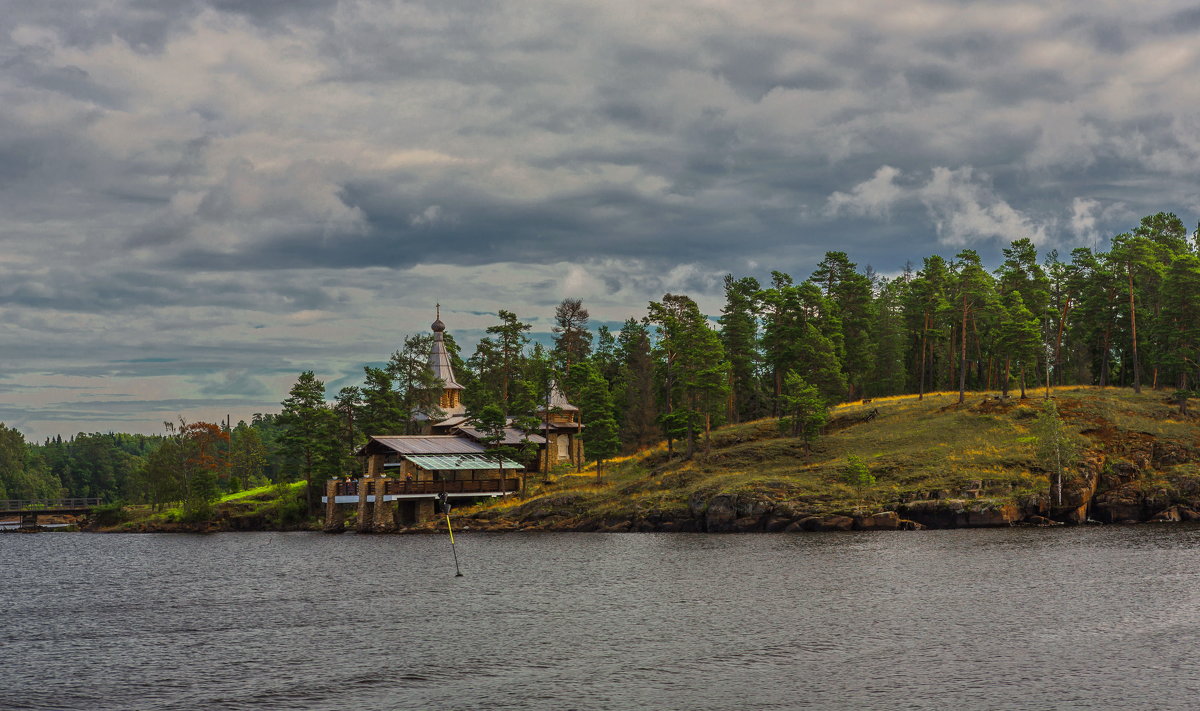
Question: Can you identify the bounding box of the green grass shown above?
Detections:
[217,481,305,503]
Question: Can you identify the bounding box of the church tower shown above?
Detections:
[428,305,466,416]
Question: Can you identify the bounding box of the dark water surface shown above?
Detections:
[3,527,1200,710]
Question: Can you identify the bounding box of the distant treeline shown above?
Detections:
[0,416,291,505]
[3,211,1197,505]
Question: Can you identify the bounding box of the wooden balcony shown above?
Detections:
[329,478,520,498]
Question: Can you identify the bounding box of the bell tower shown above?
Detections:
[428,304,465,414]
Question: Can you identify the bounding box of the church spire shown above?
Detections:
[428,306,464,397]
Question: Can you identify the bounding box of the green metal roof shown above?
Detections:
[404,453,524,471]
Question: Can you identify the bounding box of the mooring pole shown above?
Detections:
[438,492,464,577]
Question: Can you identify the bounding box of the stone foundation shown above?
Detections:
[323,479,345,533]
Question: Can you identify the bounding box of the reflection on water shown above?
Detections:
[3,527,1200,710]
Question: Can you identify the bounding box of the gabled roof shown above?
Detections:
[546,381,579,412]
[432,415,471,428]
[356,435,486,457]
[455,426,547,446]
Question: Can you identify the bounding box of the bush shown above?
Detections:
[839,455,876,489]
[90,502,129,527]
[268,482,309,527]
[179,499,215,523]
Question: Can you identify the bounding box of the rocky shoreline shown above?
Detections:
[20,501,1200,534]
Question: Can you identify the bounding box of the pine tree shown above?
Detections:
[279,371,339,512]
[333,386,361,455]
[996,291,1042,398]
[1110,235,1150,392]
[778,371,828,454]
[358,366,405,437]
[593,325,620,388]
[615,319,657,452]
[552,298,593,376]
[464,336,503,413]
[573,362,620,480]
[869,275,909,396]
[1160,253,1200,396]
[951,250,996,403]
[995,239,1050,394]
[719,274,764,423]
[485,310,532,408]
[1044,250,1079,385]
[903,255,952,398]
[473,403,519,495]
[759,273,846,410]
[648,294,730,458]
[1069,248,1121,386]
[811,251,876,400]
[229,423,268,491]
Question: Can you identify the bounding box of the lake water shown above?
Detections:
[3,527,1200,710]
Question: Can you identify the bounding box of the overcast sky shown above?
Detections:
[3,0,1200,440]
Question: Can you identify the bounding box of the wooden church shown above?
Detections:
[323,309,583,531]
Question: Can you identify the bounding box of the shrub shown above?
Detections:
[839,455,876,489]
[179,499,215,523]
[268,482,309,527]
[89,502,129,527]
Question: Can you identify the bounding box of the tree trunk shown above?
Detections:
[1020,363,1027,399]
[665,358,675,459]
[918,313,929,401]
[727,370,736,424]
[1003,358,1010,399]
[1100,327,1111,387]
[685,414,695,460]
[304,451,314,513]
[1127,263,1141,393]
[958,295,968,404]
[1054,298,1071,386]
[704,412,712,455]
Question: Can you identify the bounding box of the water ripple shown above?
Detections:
[3,528,1200,709]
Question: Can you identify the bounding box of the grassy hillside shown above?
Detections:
[92,481,313,532]
[451,387,1200,532]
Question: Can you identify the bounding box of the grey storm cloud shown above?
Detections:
[3,0,1200,439]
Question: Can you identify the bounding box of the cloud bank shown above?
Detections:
[2,0,1199,438]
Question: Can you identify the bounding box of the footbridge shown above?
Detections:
[0,498,103,528]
